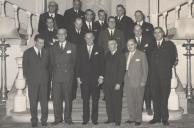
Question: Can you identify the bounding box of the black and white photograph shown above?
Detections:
[0,0,194,128]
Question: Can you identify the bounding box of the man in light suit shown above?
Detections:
[98,16,125,53]
[51,28,76,125]
[77,32,104,125]
[124,39,148,126]
[23,34,50,127]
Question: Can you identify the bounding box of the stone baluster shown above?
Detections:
[175,5,180,20]
[14,57,27,112]
[0,0,6,17]
[12,5,19,29]
[26,11,33,43]
[168,67,179,110]
[162,12,168,35]
[188,0,193,18]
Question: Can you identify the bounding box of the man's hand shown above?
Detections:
[77,78,82,86]
[98,76,104,85]
[115,84,121,90]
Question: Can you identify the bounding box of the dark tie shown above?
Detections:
[157,42,161,48]
[38,50,41,59]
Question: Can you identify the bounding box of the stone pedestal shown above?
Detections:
[13,57,27,112]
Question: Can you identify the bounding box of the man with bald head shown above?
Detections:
[51,28,76,125]
[133,24,155,115]
[38,1,65,33]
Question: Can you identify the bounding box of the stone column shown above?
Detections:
[14,57,27,112]
[149,0,159,27]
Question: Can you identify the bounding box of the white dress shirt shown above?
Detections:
[135,36,142,44]
[49,13,55,18]
[59,41,67,49]
[34,46,41,56]
[99,20,104,26]
[87,44,93,57]
[157,39,163,47]
[117,15,124,21]
[137,20,144,26]
[86,21,92,30]
[126,50,136,70]
[108,28,115,36]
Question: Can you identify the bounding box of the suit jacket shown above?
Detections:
[134,34,156,62]
[116,15,134,40]
[67,26,86,46]
[64,8,85,30]
[104,50,126,86]
[42,28,57,48]
[23,47,50,86]
[82,21,98,38]
[98,28,126,53]
[38,12,65,33]
[50,42,76,84]
[76,43,105,84]
[124,50,148,88]
[150,39,177,79]
[135,21,154,36]
[95,20,108,39]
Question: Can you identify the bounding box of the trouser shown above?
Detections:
[28,83,48,125]
[53,82,73,123]
[151,72,171,122]
[143,73,152,110]
[81,81,100,123]
[126,86,144,122]
[103,84,123,124]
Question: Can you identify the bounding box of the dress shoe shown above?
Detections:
[51,121,62,126]
[135,122,141,126]
[149,119,161,124]
[31,123,38,127]
[41,123,47,127]
[92,122,98,125]
[115,123,121,126]
[65,121,74,125]
[146,109,153,115]
[125,120,134,124]
[82,121,88,125]
[162,121,169,126]
[104,120,113,124]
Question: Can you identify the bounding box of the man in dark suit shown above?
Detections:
[68,17,85,101]
[115,4,134,40]
[82,9,98,38]
[42,17,57,48]
[23,34,50,127]
[64,0,85,30]
[103,39,126,126]
[77,32,104,125]
[133,24,156,115]
[38,1,65,33]
[134,10,154,37]
[149,27,177,126]
[95,9,108,38]
[51,28,76,125]
[98,16,125,53]
[68,17,85,46]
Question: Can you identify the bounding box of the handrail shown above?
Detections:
[5,0,39,16]
[158,0,189,16]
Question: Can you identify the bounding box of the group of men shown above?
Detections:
[23,0,177,127]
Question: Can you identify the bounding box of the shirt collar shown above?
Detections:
[86,21,92,26]
[157,38,163,44]
[99,20,104,24]
[34,46,41,55]
[59,41,67,45]
[111,49,117,55]
[136,35,142,40]
[48,28,54,31]
[108,28,115,33]
[49,13,55,17]
[137,20,144,26]
[118,15,124,20]
[129,49,136,55]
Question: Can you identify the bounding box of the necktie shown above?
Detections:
[89,23,92,31]
[38,50,41,59]
[88,46,92,58]
[137,37,141,45]
[157,41,161,48]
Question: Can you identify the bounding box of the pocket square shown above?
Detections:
[135,59,141,62]
[66,50,72,54]
[95,52,99,55]
[144,44,149,47]
[145,28,150,31]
